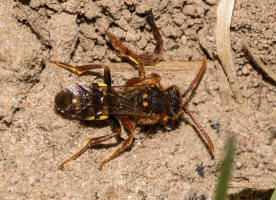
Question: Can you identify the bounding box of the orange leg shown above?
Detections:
[107,32,146,79]
[98,117,135,170]
[149,73,161,83]
[106,9,163,79]
[125,73,161,86]
[58,116,121,169]
[125,77,143,86]
[106,32,138,64]
[137,9,164,66]
[49,60,112,86]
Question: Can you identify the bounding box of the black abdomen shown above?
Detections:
[55,83,107,120]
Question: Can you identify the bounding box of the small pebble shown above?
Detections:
[241,65,250,75]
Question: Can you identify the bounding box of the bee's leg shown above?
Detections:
[149,73,161,83]
[125,73,161,86]
[58,115,121,169]
[107,9,163,67]
[137,9,164,66]
[125,77,143,86]
[106,32,138,64]
[58,131,120,169]
[107,10,162,79]
[98,117,135,170]
[106,32,145,79]
[49,60,112,86]
[147,9,163,57]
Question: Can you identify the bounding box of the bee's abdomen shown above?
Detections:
[55,83,109,120]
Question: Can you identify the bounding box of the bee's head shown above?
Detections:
[165,85,182,120]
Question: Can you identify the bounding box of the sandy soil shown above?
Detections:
[0,0,275,199]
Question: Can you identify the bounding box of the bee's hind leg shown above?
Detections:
[137,9,164,66]
[98,117,135,170]
[58,115,121,169]
[48,60,112,86]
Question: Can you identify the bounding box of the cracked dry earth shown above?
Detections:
[0,0,275,200]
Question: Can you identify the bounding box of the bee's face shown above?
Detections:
[165,86,182,120]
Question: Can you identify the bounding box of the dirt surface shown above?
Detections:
[0,0,275,199]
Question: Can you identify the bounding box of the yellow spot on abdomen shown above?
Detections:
[86,115,109,120]
[97,82,107,87]
[99,115,109,120]
[86,116,95,120]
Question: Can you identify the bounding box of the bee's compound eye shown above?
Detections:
[55,90,72,113]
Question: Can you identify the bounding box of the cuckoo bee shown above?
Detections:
[49,9,214,170]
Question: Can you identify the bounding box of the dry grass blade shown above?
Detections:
[86,61,213,72]
[243,40,276,83]
[216,0,243,104]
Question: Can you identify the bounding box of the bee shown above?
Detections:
[49,9,214,170]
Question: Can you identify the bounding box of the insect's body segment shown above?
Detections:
[55,81,182,125]
[49,9,214,170]
[55,82,109,121]
[122,84,182,124]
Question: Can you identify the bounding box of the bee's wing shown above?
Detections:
[99,85,157,118]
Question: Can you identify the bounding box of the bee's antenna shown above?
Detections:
[184,107,214,153]
[181,56,213,153]
[182,56,206,98]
